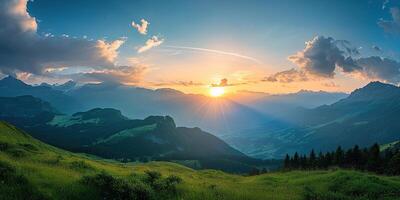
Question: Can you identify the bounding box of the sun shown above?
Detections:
[209,87,225,97]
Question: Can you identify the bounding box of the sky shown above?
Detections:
[1,0,400,95]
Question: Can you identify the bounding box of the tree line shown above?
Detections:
[283,143,400,175]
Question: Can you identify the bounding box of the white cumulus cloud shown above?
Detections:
[137,36,164,53]
[132,19,149,35]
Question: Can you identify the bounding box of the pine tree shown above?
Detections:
[334,146,344,166]
[388,152,400,175]
[300,155,307,169]
[325,152,333,167]
[309,149,316,169]
[261,168,268,174]
[366,143,381,173]
[352,145,362,169]
[284,154,291,169]
[293,152,299,169]
[317,152,324,168]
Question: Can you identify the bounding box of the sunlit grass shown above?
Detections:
[1,121,400,200]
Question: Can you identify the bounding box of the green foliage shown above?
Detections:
[69,161,94,171]
[82,171,153,200]
[81,170,182,200]
[144,170,162,184]
[143,170,183,197]
[0,161,46,200]
[387,152,400,175]
[6,148,26,158]
[0,142,9,151]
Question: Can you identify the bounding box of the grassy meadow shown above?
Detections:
[1,121,400,200]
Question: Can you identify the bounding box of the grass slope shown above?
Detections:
[1,121,400,200]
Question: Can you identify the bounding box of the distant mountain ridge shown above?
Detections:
[40,80,77,92]
[0,76,80,113]
[0,95,58,126]
[5,76,393,160]
[0,76,347,136]
[342,81,400,102]
[225,81,400,158]
[0,95,269,172]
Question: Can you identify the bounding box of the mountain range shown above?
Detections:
[0,76,347,136]
[2,76,400,160]
[0,95,275,173]
[225,81,400,158]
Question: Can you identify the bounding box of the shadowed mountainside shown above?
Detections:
[0,96,274,173]
[225,81,400,159]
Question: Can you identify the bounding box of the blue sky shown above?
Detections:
[1,0,400,95]
[28,0,399,63]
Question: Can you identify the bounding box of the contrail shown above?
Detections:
[163,45,261,64]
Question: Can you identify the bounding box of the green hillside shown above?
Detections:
[0,96,265,173]
[1,121,400,200]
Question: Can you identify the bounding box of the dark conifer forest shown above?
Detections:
[283,144,400,175]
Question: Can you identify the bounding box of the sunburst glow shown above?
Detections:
[209,87,225,97]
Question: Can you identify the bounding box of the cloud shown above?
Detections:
[270,36,400,84]
[378,7,400,34]
[61,65,149,85]
[96,39,125,63]
[263,68,309,83]
[372,45,382,52]
[212,78,229,87]
[288,36,361,77]
[132,19,149,35]
[210,78,250,87]
[2,0,37,32]
[137,36,164,53]
[322,81,339,88]
[335,40,360,56]
[383,0,390,10]
[150,80,205,87]
[356,56,400,83]
[0,0,125,76]
[164,45,261,64]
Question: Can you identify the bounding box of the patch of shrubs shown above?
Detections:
[303,173,400,200]
[0,142,32,158]
[6,148,26,158]
[82,171,152,200]
[69,160,94,171]
[0,142,9,151]
[303,186,348,200]
[18,143,38,152]
[81,170,182,200]
[144,170,182,196]
[0,161,46,200]
[44,155,63,165]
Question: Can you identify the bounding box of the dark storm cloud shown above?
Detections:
[356,56,400,83]
[288,36,361,77]
[270,36,400,84]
